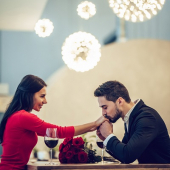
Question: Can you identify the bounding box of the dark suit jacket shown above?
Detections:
[106,100,170,164]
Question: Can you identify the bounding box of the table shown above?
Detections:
[27,160,170,170]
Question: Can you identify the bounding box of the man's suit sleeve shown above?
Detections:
[106,112,158,163]
[122,133,128,144]
[105,133,128,161]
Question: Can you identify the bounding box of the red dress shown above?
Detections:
[0,110,75,170]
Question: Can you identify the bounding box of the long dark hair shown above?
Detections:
[0,75,47,144]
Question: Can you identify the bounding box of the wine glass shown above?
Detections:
[44,128,58,165]
[96,135,105,164]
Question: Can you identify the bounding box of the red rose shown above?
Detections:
[67,157,74,163]
[59,152,67,163]
[79,144,84,149]
[63,143,71,152]
[72,137,85,148]
[63,137,73,145]
[59,137,87,164]
[70,146,81,154]
[78,151,88,163]
[67,154,79,163]
[59,143,64,152]
[65,150,74,159]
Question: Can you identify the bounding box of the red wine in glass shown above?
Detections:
[44,128,58,165]
[96,141,104,149]
[45,140,58,148]
[96,136,105,163]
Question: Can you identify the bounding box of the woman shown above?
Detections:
[0,75,107,170]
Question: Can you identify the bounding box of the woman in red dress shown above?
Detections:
[0,75,107,170]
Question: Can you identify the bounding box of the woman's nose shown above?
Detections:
[43,98,47,104]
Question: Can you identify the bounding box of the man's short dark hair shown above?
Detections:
[94,81,131,103]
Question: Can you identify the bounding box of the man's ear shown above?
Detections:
[116,97,124,106]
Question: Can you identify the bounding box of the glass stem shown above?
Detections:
[50,148,52,164]
[102,148,104,162]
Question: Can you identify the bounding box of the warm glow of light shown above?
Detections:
[34,19,54,37]
[77,1,96,20]
[62,32,101,72]
[108,0,165,22]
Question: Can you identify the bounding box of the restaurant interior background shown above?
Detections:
[0,0,170,158]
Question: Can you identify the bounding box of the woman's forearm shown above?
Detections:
[74,122,97,136]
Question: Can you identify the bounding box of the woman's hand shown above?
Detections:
[87,116,109,132]
[95,116,109,127]
[73,116,109,136]
[88,127,97,132]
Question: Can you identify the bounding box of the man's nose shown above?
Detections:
[102,110,106,116]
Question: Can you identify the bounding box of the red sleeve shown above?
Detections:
[18,110,75,138]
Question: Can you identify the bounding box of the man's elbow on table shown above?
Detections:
[122,156,136,164]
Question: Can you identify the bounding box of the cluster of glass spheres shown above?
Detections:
[34,19,54,37]
[34,0,165,72]
[108,0,165,22]
[77,1,96,20]
[61,32,101,72]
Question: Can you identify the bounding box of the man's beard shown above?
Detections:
[105,107,122,123]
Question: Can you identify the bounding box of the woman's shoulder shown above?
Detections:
[7,110,32,124]
[10,110,40,125]
[11,110,36,119]
[12,110,28,116]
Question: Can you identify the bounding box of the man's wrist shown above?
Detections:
[103,134,115,147]
[103,132,112,138]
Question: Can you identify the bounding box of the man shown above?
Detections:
[94,80,170,164]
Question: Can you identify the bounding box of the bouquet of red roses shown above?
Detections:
[59,136,102,164]
[59,137,88,163]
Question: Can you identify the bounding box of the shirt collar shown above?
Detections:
[124,99,140,123]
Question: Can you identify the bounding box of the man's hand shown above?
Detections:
[96,129,105,141]
[99,121,113,138]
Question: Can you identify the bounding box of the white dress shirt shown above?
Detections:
[103,99,140,147]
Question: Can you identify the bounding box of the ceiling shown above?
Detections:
[0,0,48,31]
